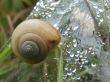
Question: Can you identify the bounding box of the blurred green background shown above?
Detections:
[0,0,37,50]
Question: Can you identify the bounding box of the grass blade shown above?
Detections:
[57,48,63,82]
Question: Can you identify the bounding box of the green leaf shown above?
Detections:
[2,0,13,11]
[0,62,18,76]
[0,16,9,29]
[14,0,23,11]
[19,64,32,82]
[0,44,12,64]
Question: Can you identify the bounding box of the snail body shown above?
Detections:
[11,19,60,64]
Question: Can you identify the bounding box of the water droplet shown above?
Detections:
[99,9,103,12]
[85,60,88,63]
[72,68,76,73]
[91,63,96,67]
[72,25,79,31]
[107,16,110,19]
[79,55,83,58]
[75,54,79,57]
[93,5,98,9]
[75,58,79,62]
[77,51,80,54]
[73,43,77,47]
[73,39,76,43]
[100,19,103,22]
[91,52,95,55]
[65,67,68,71]
[67,72,72,76]
[89,47,92,50]
[70,54,74,57]
[45,73,48,76]
[76,77,81,80]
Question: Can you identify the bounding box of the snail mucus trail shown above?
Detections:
[11,19,61,64]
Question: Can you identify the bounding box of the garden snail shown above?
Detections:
[11,19,61,64]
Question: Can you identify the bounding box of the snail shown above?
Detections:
[11,19,61,64]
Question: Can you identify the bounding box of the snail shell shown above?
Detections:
[11,19,60,64]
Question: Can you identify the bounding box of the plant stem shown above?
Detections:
[57,48,63,82]
[43,63,48,82]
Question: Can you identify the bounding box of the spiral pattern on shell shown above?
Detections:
[11,19,61,64]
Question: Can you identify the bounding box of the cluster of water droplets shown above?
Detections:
[89,0,110,27]
[28,0,58,19]
[27,0,110,82]
[60,17,100,82]
[88,1,110,82]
